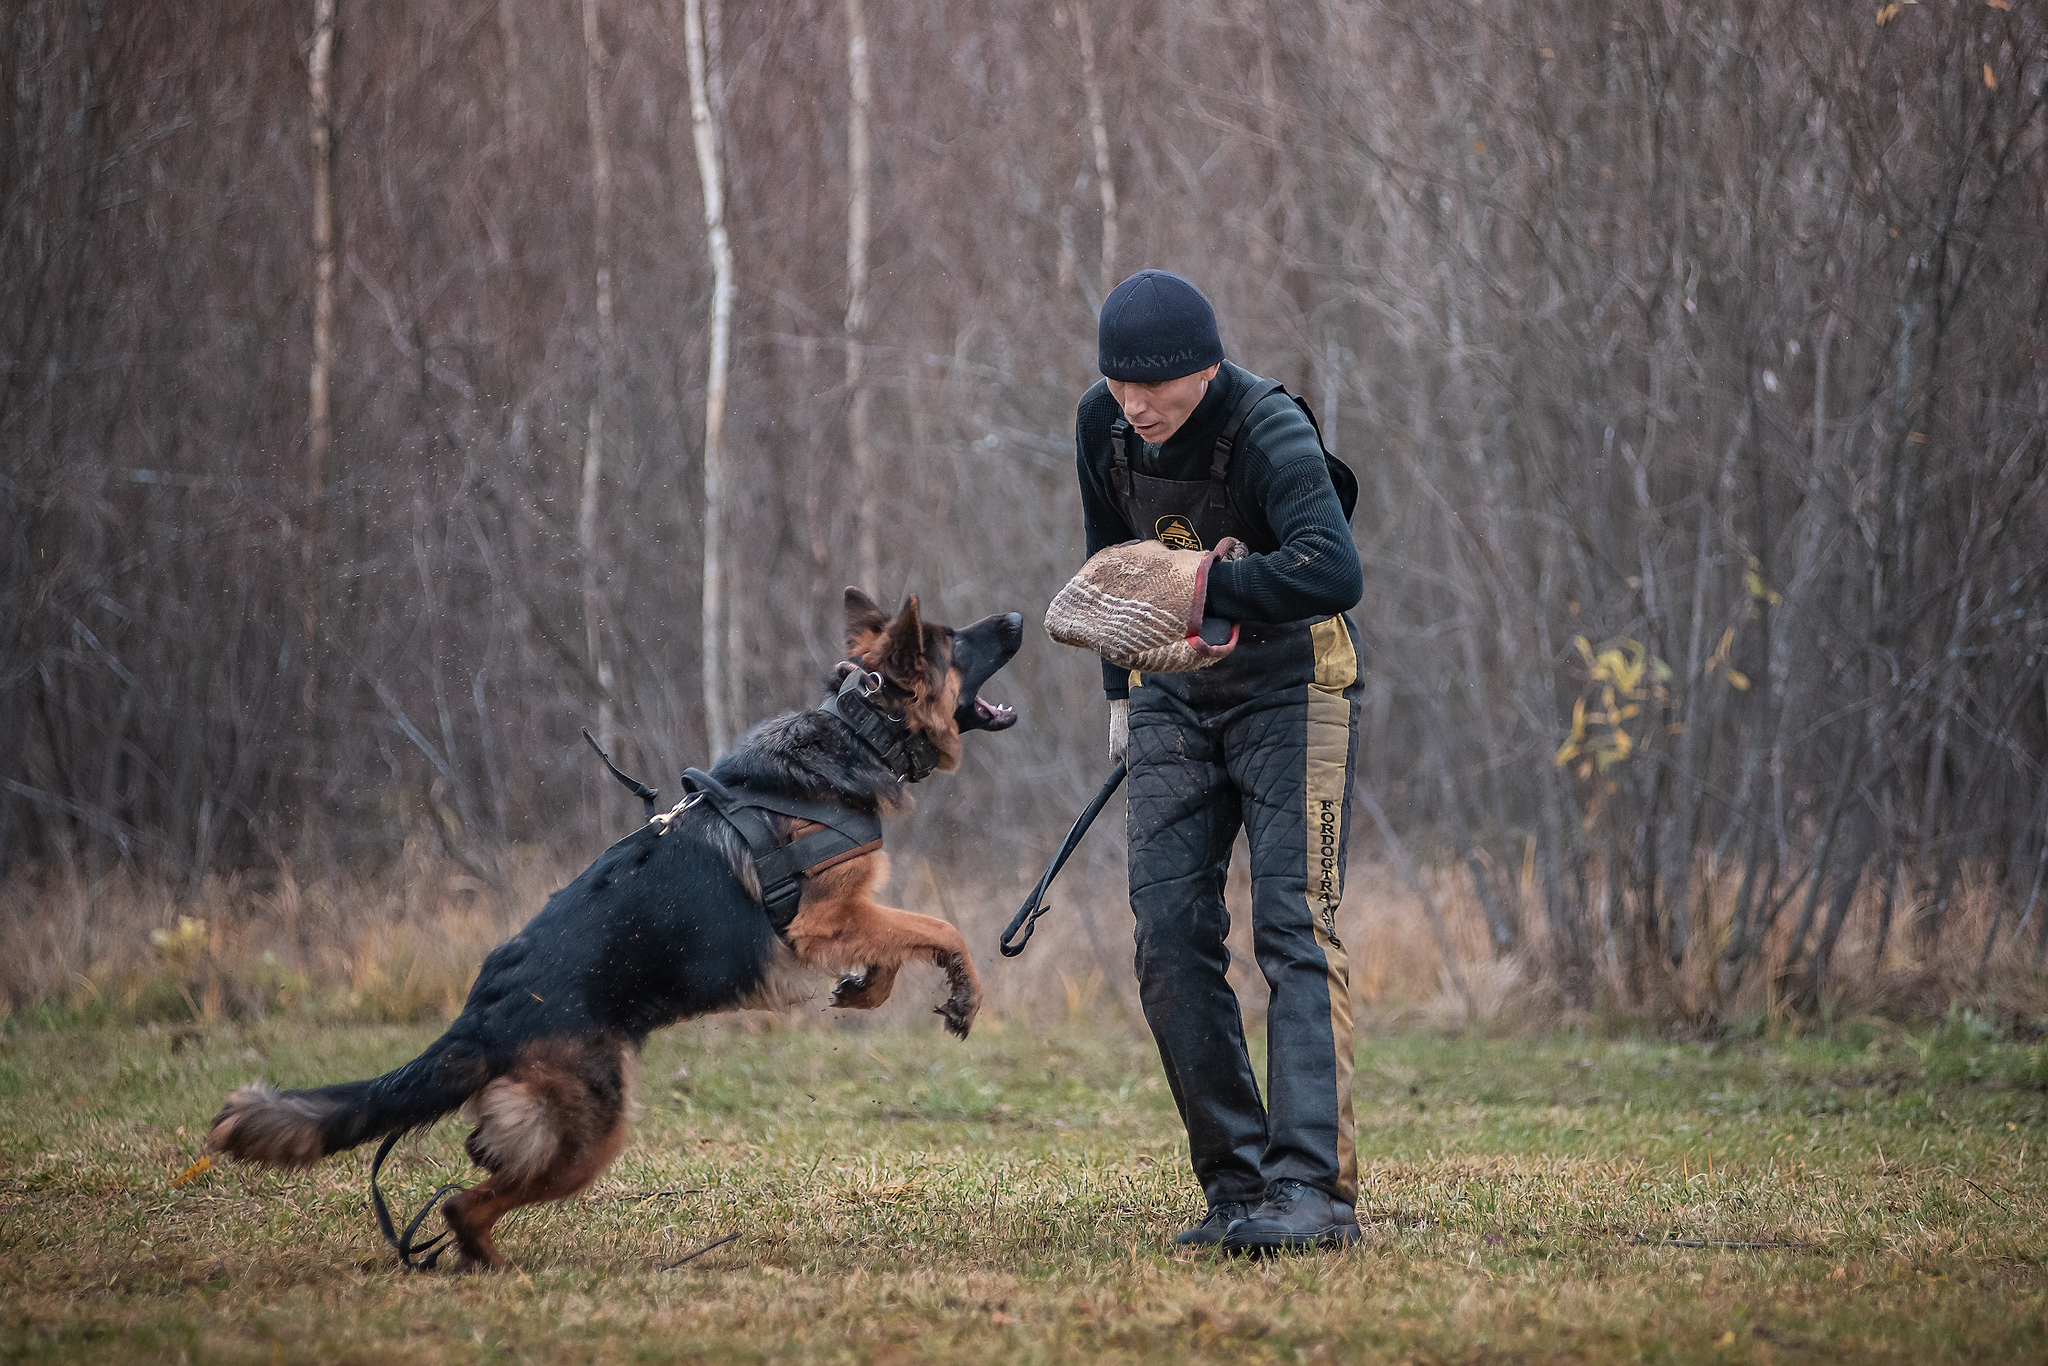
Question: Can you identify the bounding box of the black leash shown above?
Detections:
[583,728,660,819]
[999,761,1127,957]
[370,1131,470,1272]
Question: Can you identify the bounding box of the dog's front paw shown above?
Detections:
[935,993,978,1039]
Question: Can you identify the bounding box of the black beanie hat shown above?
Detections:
[1097,269,1225,382]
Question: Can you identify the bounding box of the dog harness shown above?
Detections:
[662,769,881,931]
[637,665,937,933]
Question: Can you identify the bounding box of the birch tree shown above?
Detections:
[580,0,617,758]
[1073,2,1117,295]
[684,0,734,754]
[304,0,337,818]
[844,0,876,595]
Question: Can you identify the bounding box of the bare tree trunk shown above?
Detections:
[580,0,617,762]
[497,0,520,146]
[303,0,337,843]
[844,0,876,594]
[1074,2,1118,294]
[684,0,734,754]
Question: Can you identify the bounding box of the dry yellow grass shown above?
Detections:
[4,837,2042,1033]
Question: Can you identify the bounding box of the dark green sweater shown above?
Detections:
[1075,361,1363,700]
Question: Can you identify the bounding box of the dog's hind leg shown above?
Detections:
[439,1037,635,1272]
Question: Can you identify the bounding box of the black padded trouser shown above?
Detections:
[1125,615,1362,1206]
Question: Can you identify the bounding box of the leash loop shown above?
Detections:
[370,1131,471,1273]
[1000,761,1127,957]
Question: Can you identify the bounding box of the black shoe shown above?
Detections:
[1174,1201,1255,1247]
[1220,1179,1362,1254]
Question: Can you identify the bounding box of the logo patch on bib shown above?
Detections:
[1154,515,1203,551]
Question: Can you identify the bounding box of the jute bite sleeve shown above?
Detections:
[1045,538,1244,673]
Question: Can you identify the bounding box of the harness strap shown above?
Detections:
[674,767,883,931]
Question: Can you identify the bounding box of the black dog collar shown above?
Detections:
[819,664,944,783]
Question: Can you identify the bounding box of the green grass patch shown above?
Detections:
[2,1016,2044,1363]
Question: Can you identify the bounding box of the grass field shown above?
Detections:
[3,1010,2045,1364]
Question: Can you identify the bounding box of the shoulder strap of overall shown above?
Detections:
[680,768,883,930]
[1108,415,1138,528]
[1209,377,1285,516]
[1213,377,1285,480]
[1216,376,1359,524]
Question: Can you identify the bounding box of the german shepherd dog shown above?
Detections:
[208,590,1023,1270]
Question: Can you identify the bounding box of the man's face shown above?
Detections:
[1105,364,1221,444]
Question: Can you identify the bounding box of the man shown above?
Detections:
[1075,269,1365,1252]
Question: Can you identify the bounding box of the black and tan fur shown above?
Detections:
[209,590,1023,1271]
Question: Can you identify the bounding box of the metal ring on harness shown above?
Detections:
[820,665,944,783]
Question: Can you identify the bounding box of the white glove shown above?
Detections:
[1108,699,1129,763]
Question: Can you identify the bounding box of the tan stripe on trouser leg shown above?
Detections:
[1307,616,1358,1202]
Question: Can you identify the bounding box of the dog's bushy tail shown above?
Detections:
[208,1029,489,1168]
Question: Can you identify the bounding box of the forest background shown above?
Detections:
[4,0,2046,1031]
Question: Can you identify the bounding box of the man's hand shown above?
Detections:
[1108,699,1129,763]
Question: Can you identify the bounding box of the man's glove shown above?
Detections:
[1045,537,1244,673]
[1108,699,1129,763]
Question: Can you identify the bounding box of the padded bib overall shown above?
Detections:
[1113,389,1363,1206]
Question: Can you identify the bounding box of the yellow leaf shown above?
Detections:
[1573,635,1595,666]
[1597,728,1633,770]
[172,1155,212,1187]
[1607,643,1645,694]
[1983,63,1997,90]
[1617,704,1640,721]
[1745,564,1783,606]
[1716,1330,1737,1349]
[1723,668,1751,691]
[1876,3,1898,24]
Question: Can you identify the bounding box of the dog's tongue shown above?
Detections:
[974,695,1017,728]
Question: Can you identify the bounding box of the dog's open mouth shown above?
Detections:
[972,695,1017,731]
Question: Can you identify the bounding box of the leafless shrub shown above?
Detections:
[4,1,2042,1023]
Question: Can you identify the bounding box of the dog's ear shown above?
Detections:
[843,587,887,651]
[881,595,927,680]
